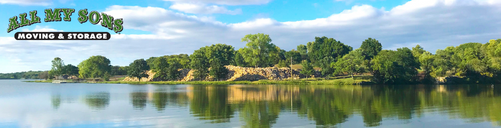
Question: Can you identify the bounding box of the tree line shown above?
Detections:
[44,33,501,84]
[0,71,43,79]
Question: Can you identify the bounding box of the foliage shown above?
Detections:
[277,60,289,68]
[191,47,210,80]
[0,71,44,79]
[371,48,419,84]
[319,56,335,76]
[234,51,248,67]
[333,49,366,78]
[127,59,149,81]
[152,57,169,81]
[300,60,314,78]
[239,33,280,67]
[49,57,64,77]
[111,66,128,75]
[167,59,182,80]
[284,50,302,64]
[308,36,352,66]
[63,64,79,76]
[360,38,382,60]
[297,44,308,55]
[209,58,228,80]
[78,55,112,79]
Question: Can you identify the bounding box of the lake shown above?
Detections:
[0,80,500,128]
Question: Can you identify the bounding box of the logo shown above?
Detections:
[7,8,123,40]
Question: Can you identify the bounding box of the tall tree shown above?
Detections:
[190,47,210,80]
[49,57,64,78]
[300,60,314,79]
[78,56,112,79]
[127,59,149,81]
[239,33,279,67]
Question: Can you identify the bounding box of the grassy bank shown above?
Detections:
[26,77,372,85]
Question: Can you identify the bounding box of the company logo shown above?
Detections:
[7,8,123,40]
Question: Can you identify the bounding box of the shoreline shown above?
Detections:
[25,78,371,85]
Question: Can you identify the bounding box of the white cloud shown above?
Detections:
[163,0,271,5]
[0,0,51,6]
[2,0,501,72]
[169,3,242,14]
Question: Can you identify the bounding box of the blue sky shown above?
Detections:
[1,0,501,73]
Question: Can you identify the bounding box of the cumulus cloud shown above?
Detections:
[163,0,271,5]
[0,0,51,6]
[169,3,242,14]
[2,0,501,72]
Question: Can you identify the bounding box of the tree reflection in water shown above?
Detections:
[84,92,110,110]
[119,84,501,127]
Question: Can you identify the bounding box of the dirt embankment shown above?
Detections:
[123,65,320,82]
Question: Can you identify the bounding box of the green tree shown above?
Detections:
[319,56,335,76]
[78,55,112,79]
[308,36,352,65]
[191,47,210,80]
[209,59,228,81]
[300,60,314,78]
[239,33,279,67]
[49,57,64,78]
[371,48,419,84]
[360,38,382,60]
[153,57,169,81]
[333,49,366,78]
[167,59,182,80]
[127,59,149,81]
[419,52,435,83]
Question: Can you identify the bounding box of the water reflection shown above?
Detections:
[183,84,501,127]
[3,81,501,127]
[130,92,147,110]
[84,92,110,110]
[51,94,61,109]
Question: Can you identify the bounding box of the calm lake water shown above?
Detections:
[0,80,500,128]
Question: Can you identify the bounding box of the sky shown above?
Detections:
[0,0,500,73]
